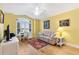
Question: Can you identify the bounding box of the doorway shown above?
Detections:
[16,18,32,39]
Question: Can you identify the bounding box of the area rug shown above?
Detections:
[28,39,48,49]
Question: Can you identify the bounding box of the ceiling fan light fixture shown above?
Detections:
[34,7,40,16]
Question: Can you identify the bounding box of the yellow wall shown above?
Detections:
[33,20,41,37]
[40,8,79,45]
[4,13,40,37]
[0,4,3,10]
[4,13,16,33]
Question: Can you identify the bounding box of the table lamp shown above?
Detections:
[57,27,64,38]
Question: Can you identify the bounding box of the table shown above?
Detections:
[56,37,64,46]
[0,37,19,55]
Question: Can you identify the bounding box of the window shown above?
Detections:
[16,18,32,35]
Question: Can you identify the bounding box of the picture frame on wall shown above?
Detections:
[59,19,70,27]
[44,20,50,29]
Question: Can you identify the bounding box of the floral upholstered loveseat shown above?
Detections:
[37,31,56,45]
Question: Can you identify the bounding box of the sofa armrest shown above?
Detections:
[50,33,56,38]
[38,32,43,35]
[37,32,44,37]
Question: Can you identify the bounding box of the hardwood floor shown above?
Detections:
[39,45,79,55]
[18,40,79,55]
[18,40,44,55]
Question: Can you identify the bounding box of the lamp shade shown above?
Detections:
[56,27,64,37]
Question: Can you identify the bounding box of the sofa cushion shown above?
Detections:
[39,31,55,37]
[43,31,54,37]
[50,32,56,38]
[40,35,51,40]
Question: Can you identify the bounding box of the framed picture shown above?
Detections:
[59,19,70,27]
[44,20,50,29]
[0,10,4,23]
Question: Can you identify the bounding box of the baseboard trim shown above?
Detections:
[66,42,79,48]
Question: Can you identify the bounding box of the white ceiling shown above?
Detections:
[1,3,79,19]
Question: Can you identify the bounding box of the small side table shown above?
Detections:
[56,37,64,47]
